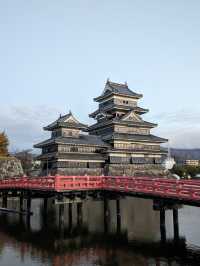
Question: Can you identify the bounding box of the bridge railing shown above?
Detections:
[103,176,200,201]
[0,177,56,190]
[54,175,104,192]
[1,176,200,202]
[0,175,105,191]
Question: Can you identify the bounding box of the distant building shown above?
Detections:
[184,160,200,167]
[34,80,168,176]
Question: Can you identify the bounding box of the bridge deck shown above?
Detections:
[0,176,200,205]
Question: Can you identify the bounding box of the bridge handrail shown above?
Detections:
[1,175,200,202]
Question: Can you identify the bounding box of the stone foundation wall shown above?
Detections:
[57,168,104,176]
[39,163,168,177]
[41,167,104,176]
[105,164,167,177]
[0,157,24,179]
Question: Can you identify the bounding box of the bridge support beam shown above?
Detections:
[173,208,179,240]
[19,195,23,212]
[2,192,7,208]
[42,198,48,227]
[59,204,64,232]
[68,203,72,230]
[116,199,121,233]
[26,197,31,230]
[43,198,48,210]
[77,202,83,226]
[160,208,166,242]
[104,199,109,233]
[26,197,31,212]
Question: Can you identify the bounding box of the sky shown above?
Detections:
[0,0,200,151]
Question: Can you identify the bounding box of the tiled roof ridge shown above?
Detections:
[107,80,128,88]
[59,113,69,119]
[102,132,168,143]
[34,134,110,148]
[58,112,75,122]
[89,105,149,118]
[44,111,88,131]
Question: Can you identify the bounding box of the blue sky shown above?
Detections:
[0,0,200,150]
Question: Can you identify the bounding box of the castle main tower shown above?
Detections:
[88,80,167,176]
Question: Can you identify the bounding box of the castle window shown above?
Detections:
[70,147,78,152]
[52,131,57,137]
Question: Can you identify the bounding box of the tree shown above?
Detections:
[0,132,9,156]
[171,164,200,179]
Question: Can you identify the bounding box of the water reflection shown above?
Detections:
[0,197,199,265]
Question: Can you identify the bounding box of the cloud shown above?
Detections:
[0,106,200,150]
[154,128,200,149]
[148,108,200,126]
[149,108,200,148]
[0,105,61,151]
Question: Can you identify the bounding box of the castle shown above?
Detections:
[34,80,167,176]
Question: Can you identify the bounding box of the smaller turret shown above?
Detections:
[44,112,87,139]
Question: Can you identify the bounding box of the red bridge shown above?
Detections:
[1,175,199,242]
[0,175,200,206]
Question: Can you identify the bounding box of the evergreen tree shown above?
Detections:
[0,132,9,156]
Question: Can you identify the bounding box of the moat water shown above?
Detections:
[0,197,199,266]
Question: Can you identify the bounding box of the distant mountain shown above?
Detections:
[171,149,200,161]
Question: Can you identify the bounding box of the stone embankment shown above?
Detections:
[0,157,23,179]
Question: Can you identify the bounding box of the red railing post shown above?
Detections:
[54,175,61,191]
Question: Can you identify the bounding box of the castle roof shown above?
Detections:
[44,112,87,131]
[107,148,167,154]
[88,118,157,131]
[89,105,148,118]
[102,133,168,143]
[34,134,109,148]
[94,80,142,102]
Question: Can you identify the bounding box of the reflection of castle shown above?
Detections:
[0,209,187,266]
[0,197,192,266]
[35,80,167,176]
[0,229,183,266]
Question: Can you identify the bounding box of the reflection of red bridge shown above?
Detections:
[1,176,200,205]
